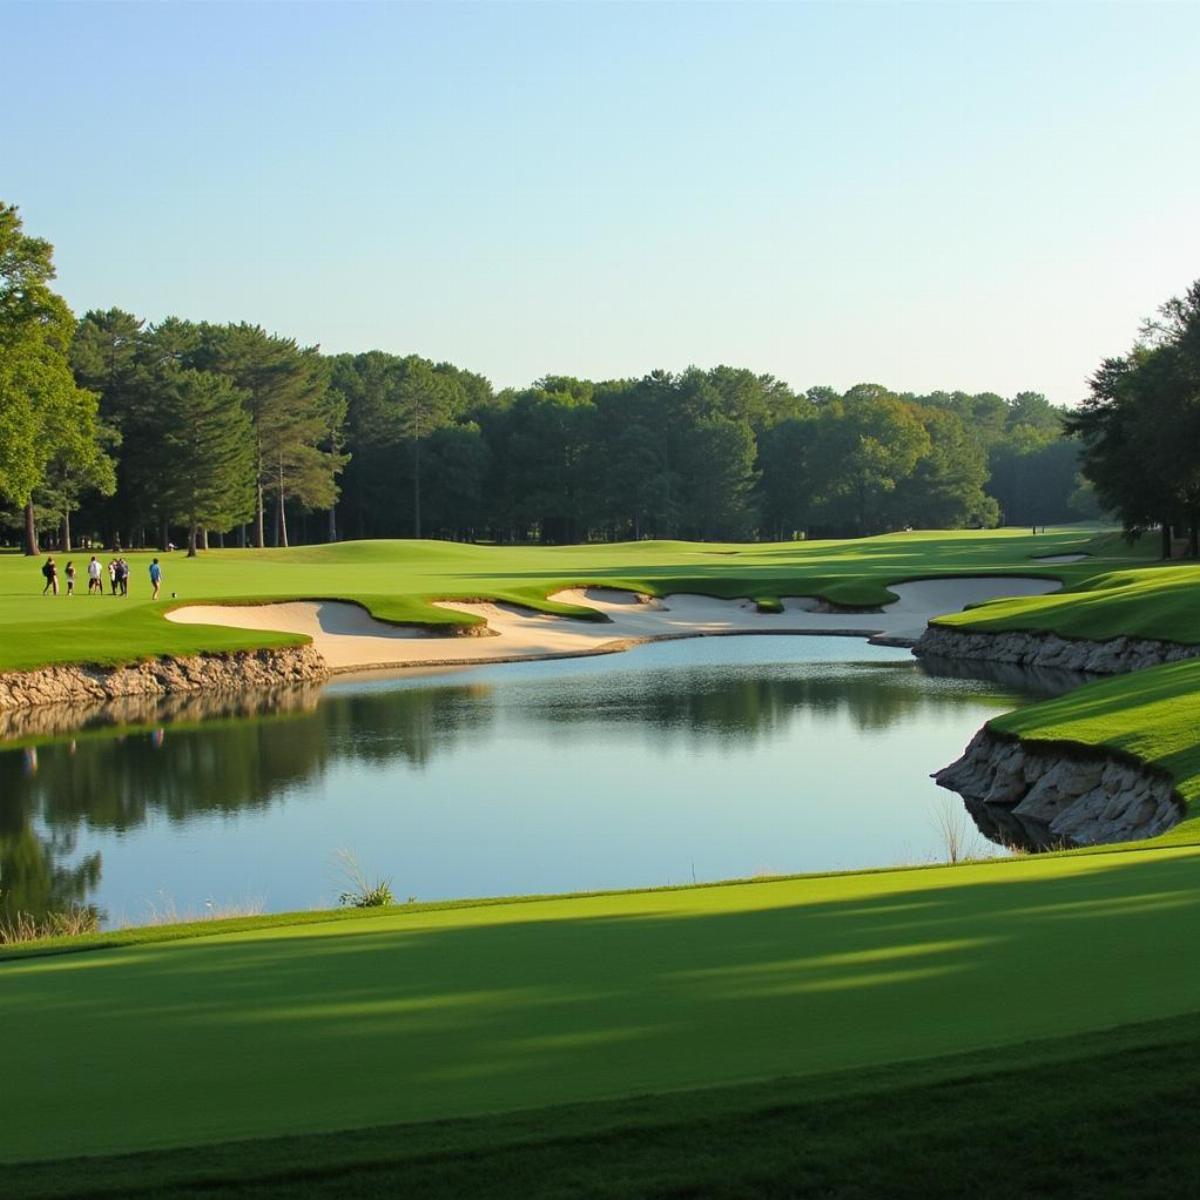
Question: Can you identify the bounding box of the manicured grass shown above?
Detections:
[6,843,1200,1165]
[935,558,1200,645]
[0,527,1118,672]
[988,657,1200,842]
[10,1012,1200,1199]
[9,526,1200,1190]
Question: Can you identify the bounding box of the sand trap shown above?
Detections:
[167,601,426,670]
[1030,553,1090,564]
[167,576,1061,673]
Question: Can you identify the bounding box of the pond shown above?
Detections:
[0,636,1070,927]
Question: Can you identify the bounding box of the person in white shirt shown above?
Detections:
[87,555,102,595]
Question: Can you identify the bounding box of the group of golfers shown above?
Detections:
[41,554,163,600]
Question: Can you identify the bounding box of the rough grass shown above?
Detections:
[0,527,1119,672]
[6,843,1200,1165]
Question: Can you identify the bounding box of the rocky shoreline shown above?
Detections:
[914,624,1200,675]
[935,728,1182,850]
[0,679,325,742]
[0,645,330,713]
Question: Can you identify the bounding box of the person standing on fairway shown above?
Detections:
[87,555,102,594]
[108,558,118,595]
[65,561,76,596]
[149,557,162,600]
[41,557,58,596]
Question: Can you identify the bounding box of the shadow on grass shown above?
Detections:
[4,848,1200,1163]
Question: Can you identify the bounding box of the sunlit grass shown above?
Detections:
[0,526,1121,672]
[4,844,1200,1163]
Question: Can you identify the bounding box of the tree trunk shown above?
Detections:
[161,518,169,550]
[238,523,247,549]
[276,457,289,548]
[187,523,198,557]
[200,527,209,551]
[254,480,266,548]
[412,437,422,539]
[61,510,72,554]
[217,530,225,548]
[23,501,39,556]
[1190,515,1199,559]
[328,504,338,544]
[1161,520,1173,560]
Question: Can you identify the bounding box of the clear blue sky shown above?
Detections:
[5,1,1198,403]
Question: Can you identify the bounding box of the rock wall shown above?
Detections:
[0,680,324,741]
[0,646,330,713]
[935,728,1182,850]
[914,625,1200,675]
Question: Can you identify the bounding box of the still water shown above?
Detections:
[0,636,1061,927]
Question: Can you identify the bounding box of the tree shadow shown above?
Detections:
[5,847,1200,1161]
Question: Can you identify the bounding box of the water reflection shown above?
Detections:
[0,638,1069,924]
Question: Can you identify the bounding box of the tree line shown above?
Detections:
[1,202,1098,554]
[1069,280,1200,558]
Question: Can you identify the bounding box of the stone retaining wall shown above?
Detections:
[935,728,1182,849]
[0,646,330,712]
[914,625,1200,675]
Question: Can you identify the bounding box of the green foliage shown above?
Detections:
[156,368,256,551]
[0,203,110,548]
[1068,280,1200,552]
[7,204,1100,550]
[197,323,338,547]
[333,849,395,908]
[806,387,930,533]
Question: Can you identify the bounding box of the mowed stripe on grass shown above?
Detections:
[5,844,1200,1163]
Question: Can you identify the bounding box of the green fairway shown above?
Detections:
[0,526,1127,672]
[6,844,1200,1164]
[937,559,1200,644]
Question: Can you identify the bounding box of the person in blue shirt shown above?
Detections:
[149,557,162,600]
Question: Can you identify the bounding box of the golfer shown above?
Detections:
[149,557,162,600]
[41,557,58,596]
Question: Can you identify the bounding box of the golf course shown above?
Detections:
[5,526,1200,1195]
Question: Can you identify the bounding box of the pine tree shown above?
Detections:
[196,324,339,547]
[156,368,255,555]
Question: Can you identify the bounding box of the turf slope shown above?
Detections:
[5,844,1200,1164]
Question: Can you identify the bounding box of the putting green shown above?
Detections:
[5,844,1200,1163]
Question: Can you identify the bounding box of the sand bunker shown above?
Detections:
[166,601,426,671]
[167,576,1061,673]
[1029,553,1090,564]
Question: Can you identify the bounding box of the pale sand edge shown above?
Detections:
[166,578,1061,674]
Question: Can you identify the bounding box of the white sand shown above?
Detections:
[166,576,1061,673]
[1029,553,1090,564]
